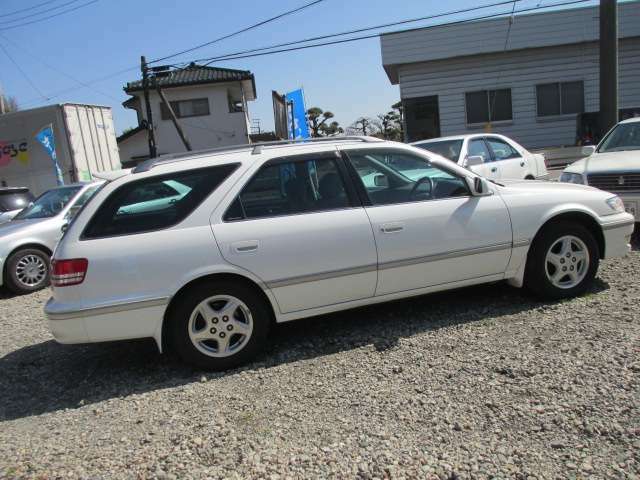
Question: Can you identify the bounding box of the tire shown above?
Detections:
[524,221,599,300]
[167,280,271,370]
[5,248,50,294]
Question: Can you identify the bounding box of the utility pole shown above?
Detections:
[288,100,296,139]
[599,0,618,133]
[141,55,157,159]
[156,85,192,152]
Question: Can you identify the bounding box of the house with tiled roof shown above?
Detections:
[117,63,257,166]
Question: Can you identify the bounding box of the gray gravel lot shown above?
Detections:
[1,246,639,479]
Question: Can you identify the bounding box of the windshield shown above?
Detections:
[13,186,82,220]
[414,140,463,162]
[598,122,640,153]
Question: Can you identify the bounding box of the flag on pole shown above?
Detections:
[35,124,64,186]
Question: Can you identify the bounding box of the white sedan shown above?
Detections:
[561,117,640,220]
[413,133,549,181]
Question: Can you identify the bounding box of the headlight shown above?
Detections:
[559,172,585,184]
[606,196,625,213]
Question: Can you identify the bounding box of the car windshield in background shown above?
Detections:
[0,190,33,212]
[414,140,463,162]
[13,186,82,220]
[598,122,640,153]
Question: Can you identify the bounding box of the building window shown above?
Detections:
[465,89,512,124]
[536,81,584,117]
[160,98,210,120]
[228,90,244,113]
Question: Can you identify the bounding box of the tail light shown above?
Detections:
[51,258,88,287]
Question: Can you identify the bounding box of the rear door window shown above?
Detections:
[224,156,351,221]
[83,164,238,239]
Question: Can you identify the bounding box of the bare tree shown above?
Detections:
[347,117,377,136]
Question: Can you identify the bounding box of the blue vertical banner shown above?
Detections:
[285,88,310,140]
[35,124,64,186]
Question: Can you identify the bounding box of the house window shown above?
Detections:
[160,98,210,120]
[465,89,512,124]
[536,81,584,117]
[228,90,244,113]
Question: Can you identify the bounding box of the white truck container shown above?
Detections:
[0,103,121,195]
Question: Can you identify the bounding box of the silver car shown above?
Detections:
[0,182,102,294]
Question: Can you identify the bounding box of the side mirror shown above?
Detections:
[374,174,389,188]
[61,223,69,234]
[466,176,493,196]
[463,155,484,168]
[581,145,596,156]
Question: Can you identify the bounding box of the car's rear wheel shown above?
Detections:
[168,280,271,370]
[524,221,599,300]
[5,248,50,294]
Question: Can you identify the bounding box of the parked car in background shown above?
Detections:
[0,182,102,294]
[45,137,633,371]
[0,187,34,224]
[561,117,640,221]
[412,134,548,181]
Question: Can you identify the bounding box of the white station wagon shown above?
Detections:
[45,137,634,370]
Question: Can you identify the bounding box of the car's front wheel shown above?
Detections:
[5,248,50,294]
[168,280,271,370]
[524,221,599,300]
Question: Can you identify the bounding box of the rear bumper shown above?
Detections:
[600,214,635,259]
[44,296,168,348]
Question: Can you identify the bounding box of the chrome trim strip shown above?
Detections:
[45,297,169,321]
[601,219,635,231]
[378,242,513,271]
[266,264,378,289]
[512,238,531,248]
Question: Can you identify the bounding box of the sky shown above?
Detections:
[0,0,598,135]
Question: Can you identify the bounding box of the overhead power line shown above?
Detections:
[0,41,48,101]
[190,0,525,65]
[0,34,121,103]
[0,0,69,18]
[0,0,83,26]
[148,0,326,64]
[0,0,99,31]
[18,0,594,108]
[197,0,593,65]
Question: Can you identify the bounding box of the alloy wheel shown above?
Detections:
[187,295,253,358]
[15,254,47,288]
[545,235,590,289]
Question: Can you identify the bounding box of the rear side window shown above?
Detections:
[224,157,350,221]
[0,191,33,212]
[83,164,238,239]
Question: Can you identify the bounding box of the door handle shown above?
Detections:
[232,241,259,253]
[381,223,404,233]
[491,167,498,173]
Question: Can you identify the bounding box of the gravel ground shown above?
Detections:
[1,247,639,479]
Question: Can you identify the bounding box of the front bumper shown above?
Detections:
[618,193,640,220]
[600,213,635,259]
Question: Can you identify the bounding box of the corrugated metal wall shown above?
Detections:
[397,38,640,148]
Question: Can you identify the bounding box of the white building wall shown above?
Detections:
[120,82,250,163]
[397,37,640,149]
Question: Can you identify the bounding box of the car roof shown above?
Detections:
[0,187,29,194]
[131,136,385,174]
[412,134,490,144]
[619,116,640,124]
